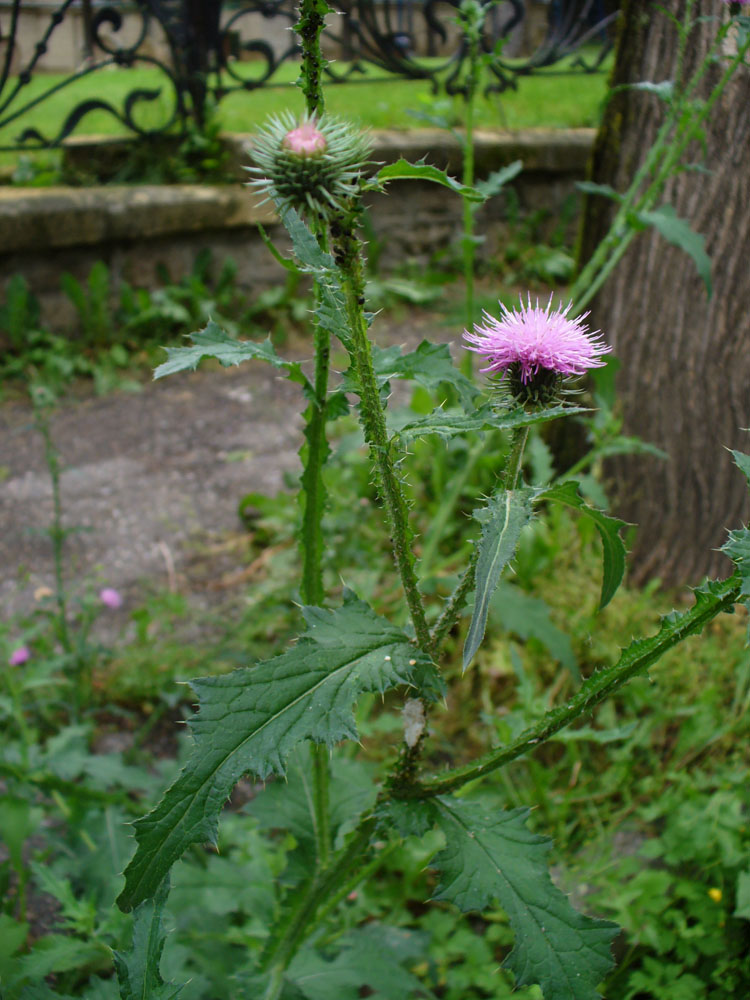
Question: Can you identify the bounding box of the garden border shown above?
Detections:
[0,127,595,328]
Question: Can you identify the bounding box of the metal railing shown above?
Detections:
[0,0,616,151]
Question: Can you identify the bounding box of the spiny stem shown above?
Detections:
[300,302,330,608]
[295,0,328,116]
[334,212,431,652]
[406,575,742,799]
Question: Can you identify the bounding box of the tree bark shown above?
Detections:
[578,0,750,586]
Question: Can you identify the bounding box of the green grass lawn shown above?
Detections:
[0,58,608,174]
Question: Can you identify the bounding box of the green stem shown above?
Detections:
[336,217,431,651]
[300,320,330,608]
[312,838,401,928]
[462,41,477,333]
[297,0,333,869]
[299,228,332,868]
[296,0,327,116]
[260,814,377,994]
[310,742,331,869]
[428,425,529,658]
[407,575,741,799]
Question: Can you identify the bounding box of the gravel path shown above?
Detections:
[1,310,448,625]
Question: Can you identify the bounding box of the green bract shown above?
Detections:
[247,111,373,218]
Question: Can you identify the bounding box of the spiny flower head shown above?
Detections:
[464,295,611,404]
[248,112,372,219]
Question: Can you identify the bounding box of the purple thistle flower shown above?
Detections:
[464,295,611,385]
[9,645,31,666]
[99,587,123,610]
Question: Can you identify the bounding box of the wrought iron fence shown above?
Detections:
[0,0,616,152]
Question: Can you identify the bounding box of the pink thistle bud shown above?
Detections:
[9,645,31,666]
[282,121,327,157]
[100,587,123,609]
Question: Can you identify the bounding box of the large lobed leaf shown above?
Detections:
[118,597,434,912]
[395,402,588,444]
[463,488,536,670]
[153,321,307,386]
[430,798,617,1000]
[538,482,627,609]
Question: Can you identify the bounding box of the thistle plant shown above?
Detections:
[113,4,750,998]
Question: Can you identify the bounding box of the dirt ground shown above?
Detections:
[0,309,450,628]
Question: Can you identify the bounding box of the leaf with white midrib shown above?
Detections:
[118,597,434,913]
[463,488,535,670]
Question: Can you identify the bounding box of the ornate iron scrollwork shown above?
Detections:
[0,0,615,152]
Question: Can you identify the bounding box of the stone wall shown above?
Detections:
[0,128,594,330]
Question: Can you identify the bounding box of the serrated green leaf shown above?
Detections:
[114,878,182,1000]
[16,936,111,981]
[464,489,535,670]
[342,340,480,411]
[280,207,351,347]
[722,527,750,599]
[635,204,712,298]
[118,597,434,912]
[538,482,627,609]
[576,181,622,202]
[375,158,484,201]
[153,321,306,385]
[431,798,617,1000]
[730,448,750,488]
[490,582,578,680]
[474,160,523,201]
[723,451,750,600]
[395,402,588,443]
[379,798,437,840]
[288,924,430,1000]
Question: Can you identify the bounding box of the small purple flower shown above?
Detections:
[464,295,611,384]
[9,645,31,666]
[99,587,123,610]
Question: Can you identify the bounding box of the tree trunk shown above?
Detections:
[578,0,750,586]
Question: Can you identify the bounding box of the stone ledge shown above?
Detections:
[0,128,595,254]
[0,184,276,253]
